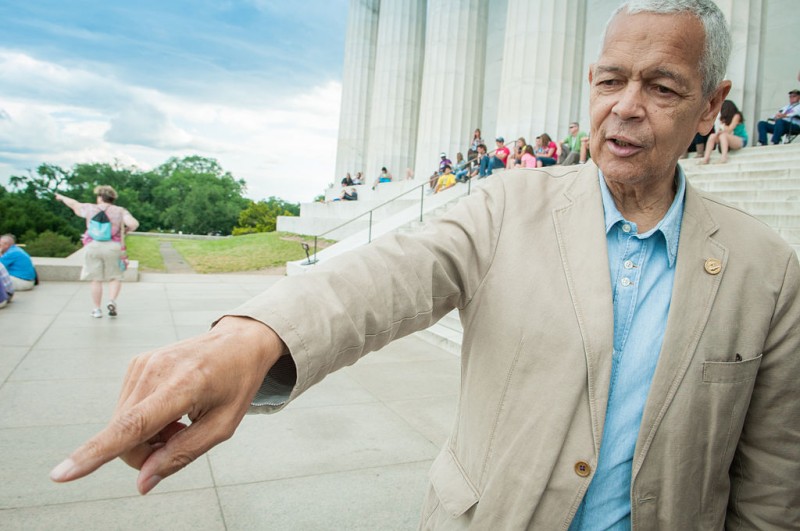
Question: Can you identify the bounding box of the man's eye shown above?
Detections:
[598,79,620,87]
[654,85,675,95]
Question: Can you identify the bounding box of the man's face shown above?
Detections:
[588,11,727,187]
[790,93,800,105]
[0,238,11,253]
[569,124,579,137]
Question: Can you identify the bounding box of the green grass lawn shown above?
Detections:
[126,235,167,271]
[170,232,328,273]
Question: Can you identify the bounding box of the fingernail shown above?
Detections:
[50,458,76,482]
[139,474,162,495]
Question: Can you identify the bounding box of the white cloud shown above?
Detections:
[0,50,342,203]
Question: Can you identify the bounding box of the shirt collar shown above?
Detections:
[598,165,686,267]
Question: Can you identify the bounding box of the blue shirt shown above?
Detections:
[0,245,36,281]
[569,168,686,530]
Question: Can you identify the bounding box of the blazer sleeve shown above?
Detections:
[726,251,800,527]
[223,179,508,413]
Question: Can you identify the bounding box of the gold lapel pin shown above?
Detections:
[704,258,722,275]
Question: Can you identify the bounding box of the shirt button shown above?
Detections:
[621,277,631,287]
[622,223,631,233]
[574,461,592,477]
[624,260,634,269]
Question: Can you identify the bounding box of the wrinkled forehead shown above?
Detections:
[599,10,704,77]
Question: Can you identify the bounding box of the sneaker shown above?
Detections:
[91,308,103,318]
[107,301,117,317]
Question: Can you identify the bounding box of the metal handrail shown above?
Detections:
[305,140,518,264]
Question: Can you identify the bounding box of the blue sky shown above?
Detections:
[0,0,348,202]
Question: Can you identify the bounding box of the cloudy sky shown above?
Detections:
[0,0,348,202]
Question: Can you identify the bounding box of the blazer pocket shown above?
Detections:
[429,447,480,518]
[702,354,762,384]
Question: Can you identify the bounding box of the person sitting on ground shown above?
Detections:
[433,164,456,194]
[339,187,358,201]
[684,129,713,158]
[757,89,800,145]
[468,128,484,161]
[479,137,509,177]
[55,186,139,318]
[352,172,364,185]
[405,168,414,180]
[535,133,558,167]
[453,152,470,182]
[372,167,392,190]
[0,234,36,291]
[520,144,537,168]
[0,262,13,308]
[699,99,747,164]
[559,122,588,165]
[341,173,354,187]
[438,153,452,174]
[509,137,527,168]
[472,143,489,178]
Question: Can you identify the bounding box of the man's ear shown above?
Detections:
[698,80,732,135]
[588,64,595,85]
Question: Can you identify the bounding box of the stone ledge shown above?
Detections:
[32,248,139,282]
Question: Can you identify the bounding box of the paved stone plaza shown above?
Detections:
[0,273,459,530]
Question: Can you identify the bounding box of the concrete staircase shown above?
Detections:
[682,142,800,256]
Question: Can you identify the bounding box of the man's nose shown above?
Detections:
[612,84,646,120]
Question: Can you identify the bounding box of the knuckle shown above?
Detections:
[114,408,148,439]
[169,451,197,470]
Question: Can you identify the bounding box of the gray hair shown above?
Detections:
[605,0,731,98]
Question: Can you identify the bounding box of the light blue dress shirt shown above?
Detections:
[569,168,686,530]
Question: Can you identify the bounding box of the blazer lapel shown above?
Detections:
[552,165,615,454]
[632,182,727,479]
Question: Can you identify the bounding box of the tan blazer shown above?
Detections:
[233,164,800,529]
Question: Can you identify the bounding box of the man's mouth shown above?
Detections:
[609,136,641,148]
[606,136,644,156]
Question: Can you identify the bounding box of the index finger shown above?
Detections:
[50,393,190,483]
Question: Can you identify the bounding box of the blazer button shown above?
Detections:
[574,461,591,477]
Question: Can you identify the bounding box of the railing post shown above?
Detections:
[420,184,424,222]
[467,176,472,195]
[368,211,373,243]
[313,235,318,263]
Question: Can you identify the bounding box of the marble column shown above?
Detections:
[481,0,509,143]
[494,0,587,147]
[334,0,380,182]
[365,0,427,183]
[714,0,765,142]
[412,0,489,178]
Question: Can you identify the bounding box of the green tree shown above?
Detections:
[153,156,248,235]
[0,184,82,243]
[234,196,301,234]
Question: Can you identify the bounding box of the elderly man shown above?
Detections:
[757,89,800,145]
[0,234,36,291]
[51,1,798,529]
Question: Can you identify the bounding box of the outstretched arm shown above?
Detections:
[50,316,285,494]
[54,193,85,217]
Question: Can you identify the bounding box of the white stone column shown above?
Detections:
[365,0,427,183]
[334,0,380,182]
[714,0,765,142]
[494,0,587,146]
[481,0,509,142]
[412,0,489,177]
